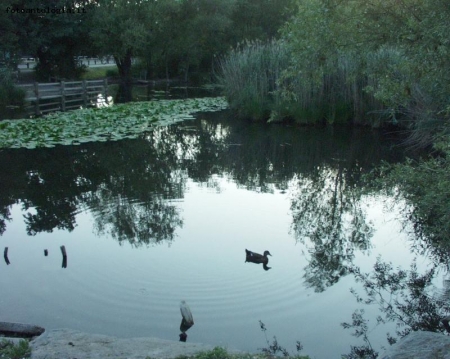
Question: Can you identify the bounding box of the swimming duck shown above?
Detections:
[245,249,271,264]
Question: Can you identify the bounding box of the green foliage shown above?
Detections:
[0,339,31,359]
[0,97,228,149]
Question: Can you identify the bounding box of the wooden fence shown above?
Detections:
[18,79,108,116]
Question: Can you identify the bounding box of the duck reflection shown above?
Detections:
[179,300,194,342]
[245,249,272,271]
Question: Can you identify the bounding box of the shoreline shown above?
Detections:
[28,328,224,359]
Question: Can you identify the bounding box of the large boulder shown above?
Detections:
[380,331,450,359]
[30,328,220,359]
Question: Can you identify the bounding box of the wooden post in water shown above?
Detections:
[33,82,39,116]
[60,81,66,111]
[103,78,108,99]
[60,245,67,268]
[82,80,87,108]
[3,247,10,265]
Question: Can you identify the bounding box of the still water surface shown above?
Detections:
[0,110,435,357]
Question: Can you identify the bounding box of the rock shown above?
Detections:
[30,328,223,359]
[380,331,450,359]
[0,322,45,338]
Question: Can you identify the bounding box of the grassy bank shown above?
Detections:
[81,66,118,81]
[149,347,310,359]
[0,341,310,359]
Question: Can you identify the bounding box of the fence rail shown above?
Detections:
[18,79,108,116]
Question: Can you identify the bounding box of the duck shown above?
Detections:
[245,249,272,264]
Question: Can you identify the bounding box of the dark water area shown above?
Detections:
[0,110,442,357]
[111,82,220,103]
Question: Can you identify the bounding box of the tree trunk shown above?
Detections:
[114,49,133,84]
[116,82,133,103]
[184,63,190,83]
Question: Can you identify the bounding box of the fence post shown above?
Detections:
[103,78,108,99]
[60,81,66,112]
[34,82,39,116]
[82,80,87,108]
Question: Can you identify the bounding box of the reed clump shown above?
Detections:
[217,40,291,122]
[217,41,390,126]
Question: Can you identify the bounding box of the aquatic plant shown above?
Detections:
[258,321,307,358]
[217,40,384,125]
[0,97,228,149]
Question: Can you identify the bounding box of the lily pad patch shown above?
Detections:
[0,97,228,149]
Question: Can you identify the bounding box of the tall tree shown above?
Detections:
[230,0,295,43]
[176,0,234,81]
[2,0,95,80]
[90,0,152,83]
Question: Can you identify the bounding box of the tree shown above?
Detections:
[90,0,152,83]
[230,0,295,43]
[2,0,95,80]
[178,0,234,81]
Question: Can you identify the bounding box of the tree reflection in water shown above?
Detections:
[341,258,450,358]
[290,168,374,292]
[0,111,407,253]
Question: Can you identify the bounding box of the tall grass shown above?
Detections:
[217,40,290,121]
[217,41,388,126]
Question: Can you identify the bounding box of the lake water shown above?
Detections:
[0,109,437,358]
